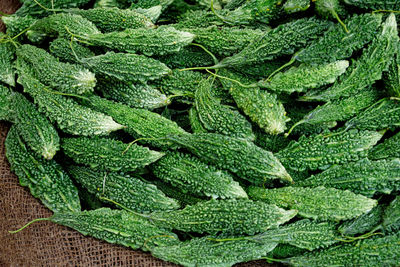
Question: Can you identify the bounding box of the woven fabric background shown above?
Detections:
[0,1,274,266]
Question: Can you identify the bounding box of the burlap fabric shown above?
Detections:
[0,1,277,266]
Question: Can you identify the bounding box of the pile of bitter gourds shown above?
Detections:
[1,0,400,266]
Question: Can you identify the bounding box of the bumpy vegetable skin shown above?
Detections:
[17,70,123,136]
[296,158,400,197]
[80,52,170,84]
[49,38,95,63]
[369,131,400,160]
[276,129,384,171]
[5,126,80,213]
[384,44,400,97]
[62,137,164,172]
[0,35,15,87]
[83,95,187,149]
[248,186,377,221]
[67,165,179,213]
[17,45,96,95]
[79,26,195,56]
[166,133,293,184]
[151,151,247,199]
[195,78,254,140]
[219,69,289,135]
[15,0,90,17]
[260,60,349,94]
[151,199,297,235]
[284,233,400,267]
[50,208,179,251]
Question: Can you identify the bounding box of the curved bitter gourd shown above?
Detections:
[15,0,90,17]
[67,7,155,32]
[150,179,204,206]
[150,151,247,199]
[283,0,311,13]
[10,91,60,160]
[83,95,187,149]
[214,17,332,68]
[61,136,164,172]
[97,77,169,110]
[384,43,400,97]
[67,165,179,213]
[151,235,278,267]
[1,15,37,40]
[248,186,377,221]
[284,233,400,267]
[369,131,400,160]
[80,52,170,84]
[157,46,215,69]
[50,208,179,251]
[17,45,96,95]
[165,132,293,184]
[79,26,195,56]
[29,12,101,37]
[5,126,80,213]
[219,69,289,135]
[150,199,297,235]
[195,78,255,141]
[296,158,400,197]
[344,0,400,10]
[17,69,123,136]
[345,98,400,131]
[276,129,384,172]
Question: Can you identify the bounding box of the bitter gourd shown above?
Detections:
[82,95,187,149]
[187,26,264,57]
[17,45,96,95]
[79,51,170,83]
[49,38,95,64]
[284,233,400,267]
[252,219,340,251]
[78,26,195,56]
[219,69,289,135]
[173,10,223,29]
[248,186,377,221]
[267,244,307,259]
[344,0,400,10]
[214,17,332,68]
[133,5,162,23]
[151,235,277,267]
[150,151,247,199]
[295,13,382,64]
[194,78,255,140]
[17,69,123,136]
[254,130,290,153]
[304,14,399,101]
[0,34,15,87]
[67,7,155,32]
[345,98,400,131]
[338,204,385,236]
[384,43,400,97]
[9,91,60,160]
[62,136,164,172]
[67,165,179,213]
[97,78,169,110]
[165,132,293,184]
[15,0,91,17]
[276,129,384,171]
[259,60,349,94]
[150,199,297,235]
[30,12,101,37]
[283,0,310,13]
[296,158,400,197]
[0,85,12,121]
[188,107,207,133]
[5,126,80,213]
[382,196,400,233]
[49,208,179,251]
[369,131,400,160]
[1,15,37,40]
[292,85,380,130]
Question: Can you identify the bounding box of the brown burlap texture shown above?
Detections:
[0,1,275,266]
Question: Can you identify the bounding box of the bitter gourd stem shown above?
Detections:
[189,43,219,66]
[9,218,50,234]
[205,69,256,88]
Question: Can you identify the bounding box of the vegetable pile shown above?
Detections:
[2,0,400,266]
